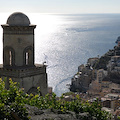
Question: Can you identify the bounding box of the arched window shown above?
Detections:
[23,46,33,66]
[9,50,12,66]
[3,46,15,67]
[27,87,42,96]
[25,52,29,65]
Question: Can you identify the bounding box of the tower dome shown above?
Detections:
[6,12,30,26]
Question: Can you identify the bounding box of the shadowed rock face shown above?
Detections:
[7,12,30,26]
[25,104,96,120]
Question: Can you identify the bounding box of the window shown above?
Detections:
[3,46,15,67]
[25,52,29,65]
[9,50,12,66]
[24,46,33,66]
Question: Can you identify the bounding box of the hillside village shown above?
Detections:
[69,36,120,119]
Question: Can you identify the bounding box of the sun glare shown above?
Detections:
[0,13,65,64]
[28,13,64,35]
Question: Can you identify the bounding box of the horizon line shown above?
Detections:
[0,12,120,15]
[0,10,120,14]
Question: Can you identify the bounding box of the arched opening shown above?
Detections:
[25,52,29,65]
[9,50,12,66]
[27,87,42,96]
[23,46,33,66]
[3,46,15,67]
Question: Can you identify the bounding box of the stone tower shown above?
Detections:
[0,12,48,96]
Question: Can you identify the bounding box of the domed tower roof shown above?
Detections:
[6,12,30,26]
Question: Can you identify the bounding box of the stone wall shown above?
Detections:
[0,64,46,77]
[0,64,48,96]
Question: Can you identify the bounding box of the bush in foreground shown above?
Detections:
[0,78,29,120]
[0,78,111,120]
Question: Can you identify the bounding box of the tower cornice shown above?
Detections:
[1,24,36,30]
[1,25,36,35]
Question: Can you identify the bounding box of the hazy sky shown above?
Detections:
[0,0,120,14]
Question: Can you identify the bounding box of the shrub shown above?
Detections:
[0,78,29,120]
[0,78,111,120]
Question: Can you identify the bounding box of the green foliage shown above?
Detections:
[0,78,111,120]
[0,78,29,120]
[62,91,75,96]
[24,92,111,120]
[118,116,120,119]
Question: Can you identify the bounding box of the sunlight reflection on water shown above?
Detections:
[0,13,120,96]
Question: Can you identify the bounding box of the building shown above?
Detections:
[116,36,120,47]
[0,12,48,96]
[114,36,120,56]
[70,64,93,92]
[78,64,84,72]
[101,81,111,88]
[111,88,120,94]
[88,80,101,95]
[107,56,120,72]
[101,94,120,110]
[87,57,99,67]
[96,69,108,83]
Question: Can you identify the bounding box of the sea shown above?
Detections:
[0,13,120,96]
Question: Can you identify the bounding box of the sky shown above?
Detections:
[0,0,120,14]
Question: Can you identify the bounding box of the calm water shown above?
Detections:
[0,13,120,96]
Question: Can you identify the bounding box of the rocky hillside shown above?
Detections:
[26,104,97,120]
[103,72,120,84]
[93,49,114,70]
